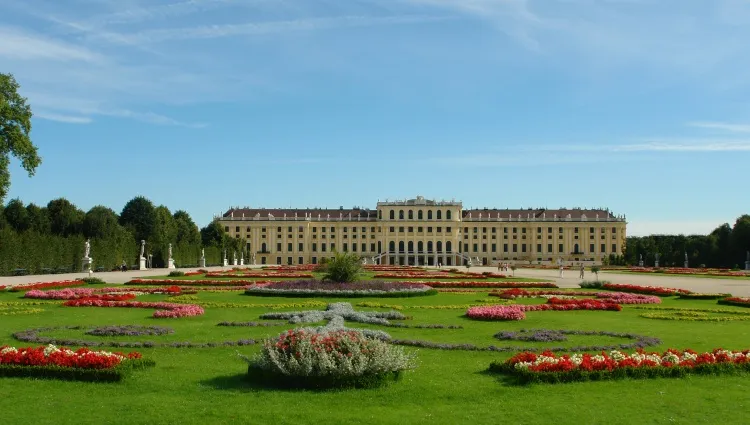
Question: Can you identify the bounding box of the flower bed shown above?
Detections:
[244,280,437,298]
[601,283,691,296]
[0,305,45,316]
[129,279,269,286]
[634,306,750,321]
[242,328,417,389]
[678,293,732,300]
[0,344,153,382]
[24,286,184,300]
[205,272,314,278]
[7,280,86,292]
[466,299,622,321]
[490,290,658,305]
[718,297,750,308]
[85,325,175,336]
[489,348,750,384]
[63,298,204,318]
[13,326,257,349]
[413,281,558,289]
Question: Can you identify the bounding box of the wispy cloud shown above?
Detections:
[34,111,93,124]
[0,25,102,62]
[94,15,451,44]
[688,121,750,133]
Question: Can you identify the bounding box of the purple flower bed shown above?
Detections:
[496,329,567,342]
[85,325,174,337]
[390,329,660,353]
[245,280,437,298]
[13,326,257,349]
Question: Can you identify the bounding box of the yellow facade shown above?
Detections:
[218,196,627,266]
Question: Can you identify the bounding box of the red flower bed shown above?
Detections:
[491,348,750,383]
[467,299,621,320]
[129,279,271,287]
[373,271,500,279]
[601,283,691,296]
[490,289,661,304]
[414,281,558,289]
[63,298,205,318]
[205,272,314,278]
[0,344,141,369]
[8,280,86,292]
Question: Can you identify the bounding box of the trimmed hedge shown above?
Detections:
[0,359,155,382]
[246,365,402,390]
[488,361,750,385]
[678,293,732,300]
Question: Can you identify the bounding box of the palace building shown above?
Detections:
[218,196,627,266]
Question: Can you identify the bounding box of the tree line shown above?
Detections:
[0,196,244,275]
[621,215,750,269]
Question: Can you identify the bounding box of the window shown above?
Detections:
[298,257,303,265]
[408,227,414,232]
[418,210,423,220]
[522,228,526,234]
[371,227,375,232]
[574,227,579,233]
[277,257,281,265]
[513,227,517,234]
[330,227,335,233]
[399,241,405,252]
[427,226,433,232]
[437,241,443,252]
[287,243,292,252]
[558,227,563,233]
[408,241,414,253]
[513,244,518,253]
[427,241,433,252]
[437,210,442,220]
[537,244,542,252]
[312,257,317,265]
[330,243,335,251]
[464,227,469,233]
[343,227,348,233]
[235,226,239,232]
[224,226,229,232]
[276,243,282,252]
[522,244,527,253]
[399,227,404,232]
[408,210,413,220]
[379,210,382,220]
[277,227,282,233]
[482,244,487,253]
[492,244,496,252]
[389,226,395,232]
[464,243,469,252]
[418,241,424,253]
[473,243,478,252]
[322,244,327,252]
[537,227,541,233]
[399,210,404,220]
[428,210,433,220]
[503,228,508,234]
[389,241,395,252]
[287,226,292,232]
[612,227,617,234]
[574,243,580,253]
[503,244,508,252]
[287,257,292,265]
[548,227,552,233]
[261,243,267,252]
[370,243,375,252]
[590,244,595,253]
[558,243,563,253]
[601,244,606,253]
[312,243,317,252]
[343,243,348,252]
[547,244,552,253]
[612,243,617,253]
[418,227,423,232]
[389,210,395,220]
[446,210,452,220]
[313,227,317,233]
[446,241,452,252]
[590,227,595,233]
[321,227,326,232]
[473,227,478,233]
[446,227,451,233]
[492,227,496,233]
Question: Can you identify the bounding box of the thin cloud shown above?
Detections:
[0,26,102,62]
[96,15,451,44]
[34,111,93,124]
[688,121,750,133]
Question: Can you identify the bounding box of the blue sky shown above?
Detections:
[2,0,749,236]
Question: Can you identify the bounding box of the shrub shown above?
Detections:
[449,268,459,273]
[242,328,416,389]
[591,266,600,280]
[168,271,185,277]
[578,280,609,289]
[320,252,363,283]
[78,277,105,285]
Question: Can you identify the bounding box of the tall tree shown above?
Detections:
[0,73,42,202]
[731,215,750,267]
[83,206,121,239]
[200,220,225,247]
[119,196,156,243]
[174,210,200,245]
[4,198,30,232]
[26,203,50,234]
[47,198,84,236]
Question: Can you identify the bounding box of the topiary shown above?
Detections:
[320,252,363,283]
[168,271,185,277]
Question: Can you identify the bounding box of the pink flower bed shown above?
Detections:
[490,289,660,305]
[24,286,182,300]
[63,298,204,319]
[466,299,622,321]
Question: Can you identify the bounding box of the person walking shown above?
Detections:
[559,264,564,278]
[579,263,585,279]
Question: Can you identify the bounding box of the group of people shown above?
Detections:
[558,263,586,279]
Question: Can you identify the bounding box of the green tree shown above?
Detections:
[0,73,42,202]
[321,252,363,283]
[26,203,50,234]
[4,198,30,232]
[200,220,225,247]
[119,196,156,243]
[83,206,121,238]
[174,210,200,245]
[731,215,750,267]
[47,198,84,236]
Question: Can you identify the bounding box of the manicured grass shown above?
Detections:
[2,286,750,424]
[602,270,750,280]
[143,271,550,283]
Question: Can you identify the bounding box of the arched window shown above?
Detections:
[417,241,423,253]
[398,241,405,253]
[437,210,442,220]
[408,210,413,220]
[378,210,382,220]
[427,241,433,253]
[261,243,267,252]
[418,210,423,220]
[574,243,579,253]
[408,241,414,253]
[428,210,433,220]
[437,241,443,253]
[446,241,452,253]
[389,210,395,220]
[399,210,404,220]
[446,210,452,220]
[377,241,381,253]
[389,241,396,253]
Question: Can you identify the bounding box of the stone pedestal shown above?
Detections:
[82,257,93,272]
[223,258,228,267]
[638,260,644,267]
[200,257,206,268]
[746,261,750,271]
[167,259,175,269]
[233,259,238,266]
[654,260,659,268]
[684,261,689,268]
[240,258,244,266]
[139,257,147,270]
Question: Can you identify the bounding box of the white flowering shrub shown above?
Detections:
[243,327,417,389]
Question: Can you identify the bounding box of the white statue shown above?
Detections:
[252,253,256,265]
[168,243,173,259]
[84,239,91,258]
[140,240,145,258]
[201,248,205,258]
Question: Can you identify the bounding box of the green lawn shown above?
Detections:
[145,271,549,283]
[2,286,750,424]
[602,270,750,280]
